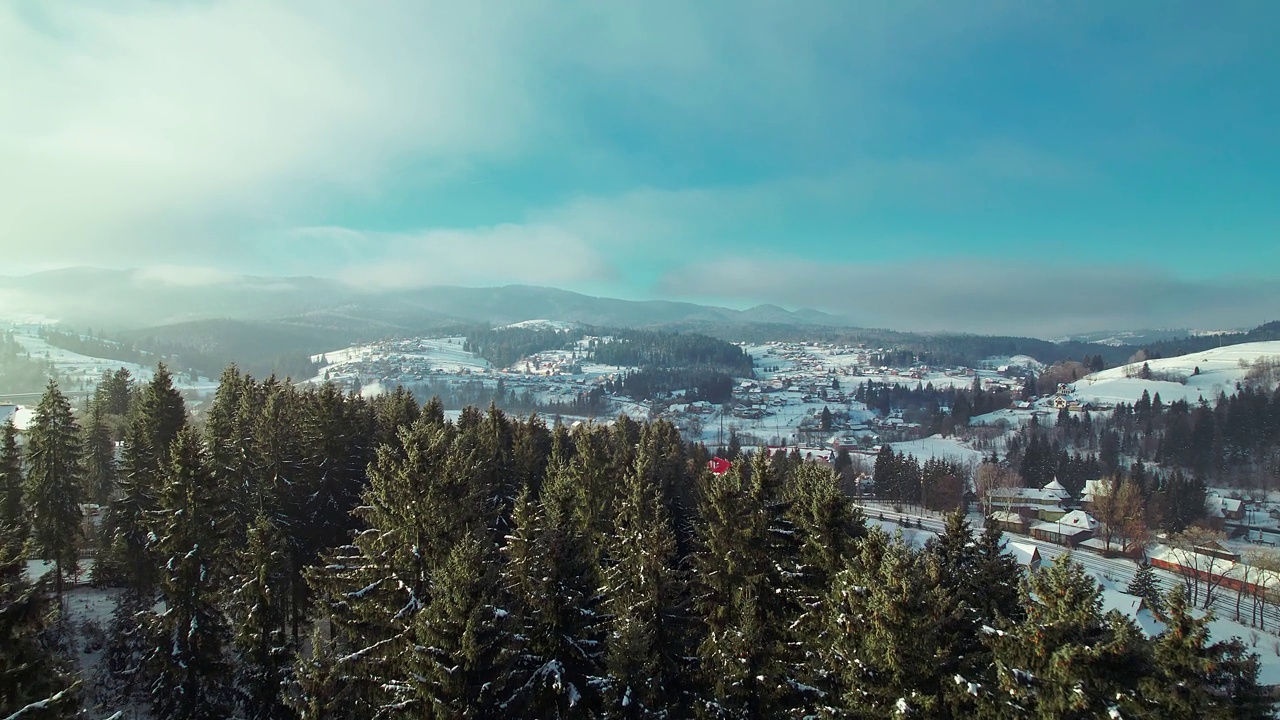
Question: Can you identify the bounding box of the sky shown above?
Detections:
[2,0,1278,337]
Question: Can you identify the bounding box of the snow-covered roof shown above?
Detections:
[990,511,1026,525]
[1041,479,1069,497]
[1032,510,1098,535]
[1080,478,1111,503]
[1007,542,1040,567]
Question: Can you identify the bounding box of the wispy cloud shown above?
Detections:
[290,224,614,290]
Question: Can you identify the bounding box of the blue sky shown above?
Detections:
[1,1,1278,335]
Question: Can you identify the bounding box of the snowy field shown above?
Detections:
[1073,341,1280,405]
[311,336,491,376]
[4,330,221,426]
[886,435,985,465]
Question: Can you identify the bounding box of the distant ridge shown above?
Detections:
[0,268,849,332]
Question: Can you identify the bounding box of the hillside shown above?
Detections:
[1072,341,1280,405]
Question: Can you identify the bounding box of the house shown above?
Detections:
[990,511,1030,535]
[0,404,17,426]
[985,484,1069,521]
[1006,541,1042,572]
[829,435,861,453]
[1031,510,1099,546]
[1079,478,1113,510]
[1211,495,1246,521]
[1100,589,1164,636]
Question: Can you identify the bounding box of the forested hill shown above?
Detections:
[5,369,1274,718]
[1137,321,1280,360]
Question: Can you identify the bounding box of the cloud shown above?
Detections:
[0,0,1039,269]
[657,258,1280,337]
[292,224,614,290]
[131,265,239,287]
[0,1,542,261]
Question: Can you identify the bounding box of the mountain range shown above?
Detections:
[0,267,851,333]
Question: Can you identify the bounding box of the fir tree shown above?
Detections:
[692,452,798,718]
[0,532,82,718]
[23,379,83,599]
[1127,564,1164,613]
[600,427,688,717]
[407,530,505,718]
[0,419,26,543]
[147,427,234,720]
[824,529,961,718]
[81,398,118,506]
[1140,586,1272,718]
[230,513,294,720]
[500,469,604,717]
[983,554,1150,719]
[136,362,187,470]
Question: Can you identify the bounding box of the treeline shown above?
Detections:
[871,447,970,512]
[589,329,753,374]
[38,322,323,382]
[1005,383,1280,494]
[856,378,1013,433]
[463,325,577,368]
[39,327,153,367]
[408,377,613,418]
[2,369,1274,718]
[1137,321,1280,361]
[612,368,737,404]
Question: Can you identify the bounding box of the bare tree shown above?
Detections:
[1167,527,1232,610]
[1114,480,1152,556]
[1244,549,1280,630]
[974,462,1019,516]
[1091,478,1121,552]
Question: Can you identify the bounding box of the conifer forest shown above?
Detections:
[2,364,1275,719]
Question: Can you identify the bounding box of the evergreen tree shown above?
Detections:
[296,416,492,717]
[97,416,160,596]
[23,380,83,599]
[230,513,294,720]
[0,419,25,542]
[0,533,81,718]
[600,427,687,717]
[407,530,505,718]
[983,554,1150,719]
[81,398,117,506]
[1127,564,1164,613]
[146,428,234,720]
[1140,586,1272,718]
[500,468,604,716]
[97,366,135,417]
[823,530,960,717]
[136,362,187,470]
[785,462,866,709]
[692,452,798,717]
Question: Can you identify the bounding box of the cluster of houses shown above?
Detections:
[986,479,1107,547]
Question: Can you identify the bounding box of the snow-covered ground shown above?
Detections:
[312,336,491,376]
[496,319,578,331]
[886,434,985,465]
[1072,341,1280,405]
[7,329,220,398]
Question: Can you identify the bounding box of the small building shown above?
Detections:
[1079,478,1112,511]
[1006,541,1042,572]
[990,511,1030,535]
[1031,510,1099,546]
[985,480,1071,521]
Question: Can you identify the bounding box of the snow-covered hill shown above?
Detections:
[496,319,578,332]
[1072,341,1280,405]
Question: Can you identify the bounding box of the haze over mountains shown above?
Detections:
[0,267,854,333]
